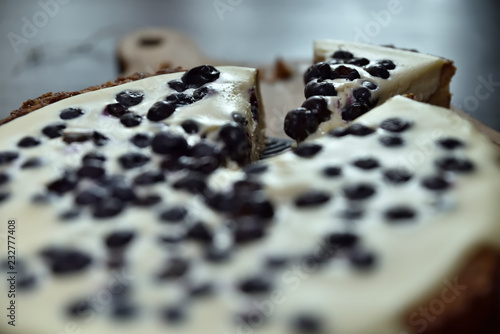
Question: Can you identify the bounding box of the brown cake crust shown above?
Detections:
[0,68,183,126]
[404,247,500,334]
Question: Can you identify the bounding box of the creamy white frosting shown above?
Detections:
[0,82,498,334]
[307,40,450,139]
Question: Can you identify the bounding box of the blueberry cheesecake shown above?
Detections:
[1,81,499,334]
[284,40,456,141]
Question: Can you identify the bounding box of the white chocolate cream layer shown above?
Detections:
[308,40,452,139]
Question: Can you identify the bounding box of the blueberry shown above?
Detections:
[352,158,379,170]
[157,258,189,280]
[133,194,162,207]
[294,191,331,207]
[75,187,106,205]
[161,306,185,324]
[0,173,9,185]
[112,304,137,319]
[284,108,319,142]
[67,300,93,318]
[93,199,125,218]
[133,171,165,185]
[383,168,413,184]
[147,101,176,121]
[347,57,370,66]
[301,96,330,122]
[110,184,137,202]
[238,195,274,219]
[193,87,209,101]
[304,79,337,98]
[232,217,266,243]
[104,103,128,118]
[339,208,364,220]
[238,277,271,294]
[421,175,451,190]
[186,221,212,242]
[40,248,92,274]
[204,245,231,262]
[350,251,376,269]
[130,133,151,148]
[159,206,188,223]
[435,157,475,173]
[378,59,396,70]
[265,256,289,268]
[379,135,404,147]
[437,138,464,150]
[362,81,378,90]
[294,143,323,158]
[120,113,142,127]
[105,231,135,249]
[325,232,358,248]
[21,157,43,169]
[165,93,194,107]
[181,65,220,88]
[59,209,80,221]
[342,102,370,121]
[352,88,371,104]
[0,192,11,203]
[303,62,333,84]
[42,122,66,139]
[365,64,390,79]
[77,162,106,179]
[343,183,376,200]
[47,173,78,194]
[218,123,249,164]
[116,90,144,107]
[385,206,416,221]
[173,173,207,194]
[62,132,93,144]
[292,314,322,333]
[118,153,150,169]
[0,151,19,165]
[331,65,360,81]
[92,131,109,146]
[346,123,375,136]
[60,108,84,120]
[380,118,412,132]
[328,127,348,137]
[181,119,199,134]
[151,132,189,156]
[82,152,106,164]
[167,79,187,92]
[189,283,213,297]
[159,156,184,172]
[332,50,353,59]
[232,112,248,126]
[17,136,41,148]
[323,166,342,177]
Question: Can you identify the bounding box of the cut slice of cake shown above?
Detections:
[1,65,266,165]
[284,40,456,141]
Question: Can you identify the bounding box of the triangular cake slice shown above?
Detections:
[284,40,456,141]
[223,96,500,334]
[1,65,265,166]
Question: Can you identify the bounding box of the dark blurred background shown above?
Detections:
[1,0,499,130]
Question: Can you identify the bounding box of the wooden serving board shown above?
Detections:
[117,28,500,147]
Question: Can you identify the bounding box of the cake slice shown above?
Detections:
[284,40,456,141]
[1,65,265,165]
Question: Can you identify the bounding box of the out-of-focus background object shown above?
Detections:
[1,0,499,131]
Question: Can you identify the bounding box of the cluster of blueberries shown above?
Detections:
[285,50,397,141]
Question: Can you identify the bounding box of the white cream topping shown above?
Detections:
[0,86,498,334]
[308,40,450,139]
